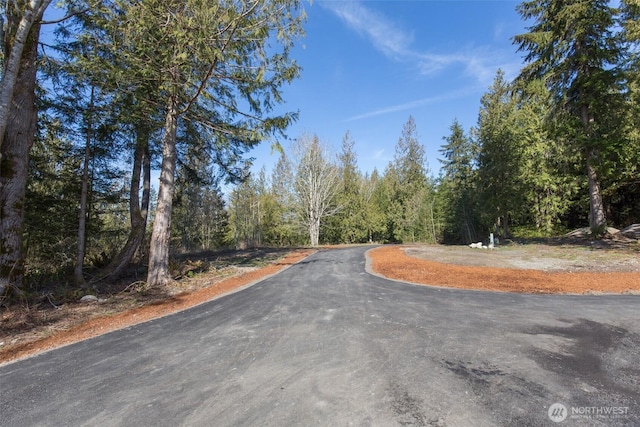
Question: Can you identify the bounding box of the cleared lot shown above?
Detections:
[370,243,640,294]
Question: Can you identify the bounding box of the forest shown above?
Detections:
[1,0,639,300]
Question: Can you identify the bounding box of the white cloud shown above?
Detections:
[346,99,428,122]
[321,1,412,60]
[345,87,478,122]
[321,0,519,86]
[373,149,385,159]
[494,22,506,41]
[413,45,518,87]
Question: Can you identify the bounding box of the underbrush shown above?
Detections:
[2,247,295,310]
[0,247,300,360]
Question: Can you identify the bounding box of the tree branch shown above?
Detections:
[40,8,89,25]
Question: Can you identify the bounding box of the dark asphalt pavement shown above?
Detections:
[1,247,639,426]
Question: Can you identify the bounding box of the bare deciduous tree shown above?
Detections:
[293,134,340,246]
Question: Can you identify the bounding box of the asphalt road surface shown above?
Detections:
[1,247,639,426]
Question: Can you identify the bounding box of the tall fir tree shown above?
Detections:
[270,152,300,245]
[330,131,366,244]
[513,0,628,234]
[475,70,526,239]
[385,116,435,243]
[514,79,579,234]
[361,169,387,243]
[438,119,479,243]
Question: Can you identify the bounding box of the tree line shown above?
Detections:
[1,0,639,299]
[229,118,439,248]
[230,0,640,246]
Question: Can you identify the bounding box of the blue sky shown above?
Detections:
[251,0,529,178]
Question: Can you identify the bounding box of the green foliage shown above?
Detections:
[475,70,525,239]
[383,116,437,243]
[24,114,129,287]
[270,153,302,245]
[172,131,230,251]
[515,79,579,234]
[112,0,305,148]
[361,169,387,243]
[12,0,640,295]
[16,0,307,290]
[24,121,82,281]
[228,175,263,248]
[513,0,629,230]
[438,118,480,243]
[325,132,368,244]
[510,224,570,239]
[227,164,305,249]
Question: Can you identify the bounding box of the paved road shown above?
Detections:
[1,247,639,426]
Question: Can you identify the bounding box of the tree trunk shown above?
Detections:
[309,216,319,246]
[94,128,151,283]
[587,154,606,232]
[580,103,606,233]
[0,0,50,152]
[503,214,509,240]
[147,99,178,287]
[74,86,95,287]
[0,20,40,295]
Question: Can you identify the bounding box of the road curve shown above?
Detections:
[1,246,639,426]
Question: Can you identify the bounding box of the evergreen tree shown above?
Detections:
[269,152,301,246]
[613,0,640,225]
[256,170,282,246]
[513,0,628,234]
[438,119,479,243]
[108,0,306,286]
[24,118,82,283]
[514,79,579,234]
[476,70,527,240]
[379,165,400,242]
[172,123,229,251]
[228,176,261,249]
[387,116,435,242]
[46,15,129,286]
[66,3,161,284]
[331,131,366,244]
[361,169,387,243]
